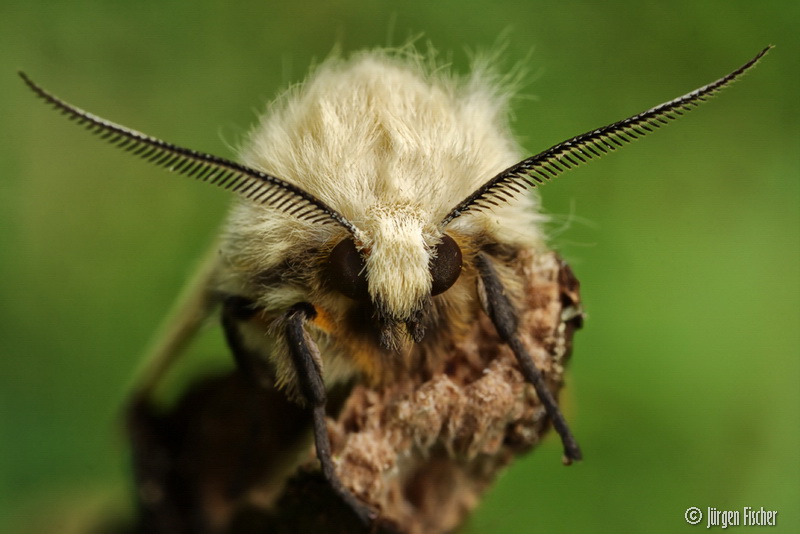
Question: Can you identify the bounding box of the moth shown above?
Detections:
[21,46,769,529]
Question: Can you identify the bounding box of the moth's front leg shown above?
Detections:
[475,252,583,464]
[222,297,377,527]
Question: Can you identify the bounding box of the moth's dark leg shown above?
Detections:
[284,302,377,526]
[223,297,376,525]
[475,253,583,464]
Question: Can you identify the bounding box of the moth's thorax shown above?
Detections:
[239,52,526,226]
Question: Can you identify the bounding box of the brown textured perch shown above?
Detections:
[125,250,582,534]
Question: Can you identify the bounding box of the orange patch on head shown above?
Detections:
[311,306,336,333]
[314,306,381,383]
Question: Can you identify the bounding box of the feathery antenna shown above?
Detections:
[19,72,359,235]
[441,46,772,226]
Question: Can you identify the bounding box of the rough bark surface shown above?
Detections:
[124,251,582,534]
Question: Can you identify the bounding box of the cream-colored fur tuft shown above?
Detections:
[224,50,543,294]
[216,47,547,388]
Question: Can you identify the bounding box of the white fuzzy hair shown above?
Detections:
[221,49,544,304]
[211,50,556,398]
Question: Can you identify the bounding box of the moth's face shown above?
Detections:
[323,232,462,349]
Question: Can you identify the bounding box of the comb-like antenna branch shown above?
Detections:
[441,46,772,226]
[19,72,359,236]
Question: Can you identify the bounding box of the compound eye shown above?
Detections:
[326,238,369,300]
[430,234,462,296]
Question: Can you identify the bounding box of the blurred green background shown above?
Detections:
[1,1,797,532]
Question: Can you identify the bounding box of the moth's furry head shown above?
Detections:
[222,48,545,349]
